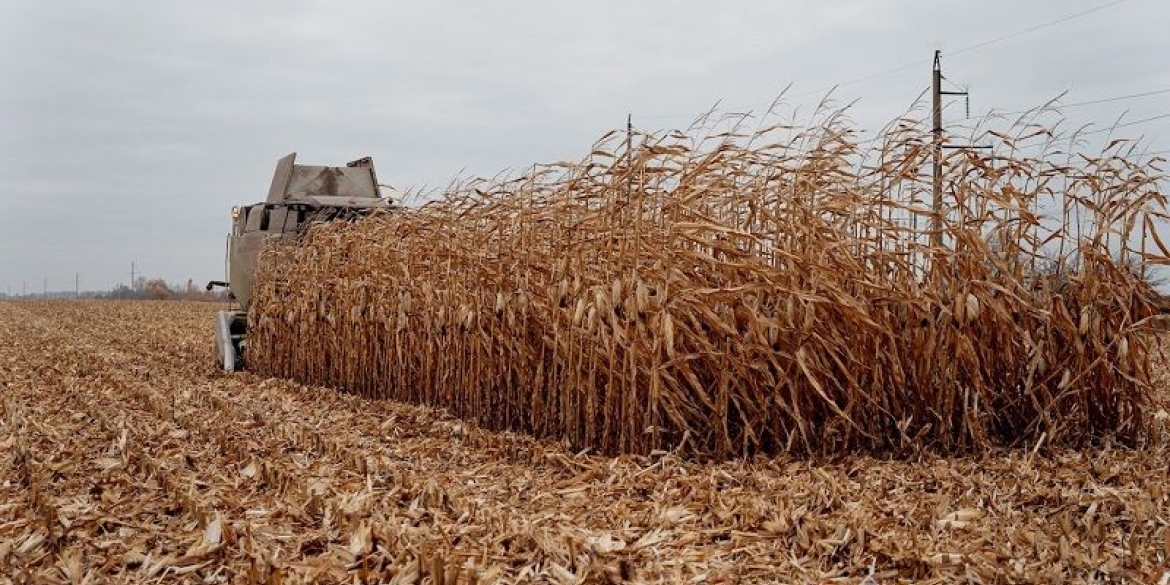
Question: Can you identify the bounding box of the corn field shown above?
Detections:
[250,107,1168,458]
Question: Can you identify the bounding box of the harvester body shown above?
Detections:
[211,153,389,371]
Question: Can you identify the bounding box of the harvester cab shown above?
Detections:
[208,153,390,371]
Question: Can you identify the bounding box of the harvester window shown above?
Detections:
[245,205,265,233]
[268,207,292,233]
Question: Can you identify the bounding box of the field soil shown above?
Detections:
[1,301,1167,584]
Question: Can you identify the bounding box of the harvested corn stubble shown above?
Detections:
[1,301,1169,583]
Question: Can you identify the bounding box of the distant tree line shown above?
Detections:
[103,278,228,301]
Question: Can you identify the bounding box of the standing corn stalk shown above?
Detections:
[250,105,1166,459]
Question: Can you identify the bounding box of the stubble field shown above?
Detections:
[1,301,1168,584]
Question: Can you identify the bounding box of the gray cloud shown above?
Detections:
[1,0,1167,292]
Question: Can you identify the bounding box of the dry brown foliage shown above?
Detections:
[250,109,1168,459]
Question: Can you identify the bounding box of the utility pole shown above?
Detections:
[626,113,634,195]
[930,50,989,251]
[931,51,944,249]
[75,273,80,298]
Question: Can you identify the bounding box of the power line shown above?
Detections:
[942,76,967,93]
[639,0,1132,125]
[1053,88,1170,109]
[959,88,1170,120]
[1083,113,1170,135]
[948,0,1130,57]
[855,86,932,148]
[793,0,1132,101]
[788,61,926,100]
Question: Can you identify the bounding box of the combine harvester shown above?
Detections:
[207,153,391,370]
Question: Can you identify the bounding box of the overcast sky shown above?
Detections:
[1,0,1167,293]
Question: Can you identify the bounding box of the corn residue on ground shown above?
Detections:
[1,301,1168,584]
